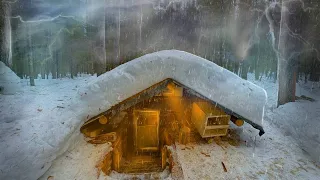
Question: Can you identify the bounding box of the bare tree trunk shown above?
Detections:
[277,0,305,106]
[51,61,57,79]
[94,0,106,75]
[70,52,74,79]
[217,0,226,67]
[117,7,121,66]
[55,51,59,79]
[0,2,12,67]
[240,61,248,80]
[309,55,320,82]
[27,24,35,86]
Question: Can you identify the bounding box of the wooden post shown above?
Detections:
[178,126,190,145]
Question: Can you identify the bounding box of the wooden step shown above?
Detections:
[120,155,162,174]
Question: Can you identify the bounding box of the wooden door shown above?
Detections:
[133,110,160,152]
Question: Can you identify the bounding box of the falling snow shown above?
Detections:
[1,0,320,179]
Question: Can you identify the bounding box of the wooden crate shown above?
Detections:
[191,101,230,137]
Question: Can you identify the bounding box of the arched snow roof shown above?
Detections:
[80,50,267,134]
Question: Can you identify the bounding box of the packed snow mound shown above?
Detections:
[0,61,21,95]
[79,50,267,132]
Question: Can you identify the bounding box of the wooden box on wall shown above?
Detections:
[191,101,230,138]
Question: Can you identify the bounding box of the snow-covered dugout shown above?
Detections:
[0,50,267,179]
[78,50,267,175]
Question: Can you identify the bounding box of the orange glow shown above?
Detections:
[231,118,244,127]
[162,82,183,97]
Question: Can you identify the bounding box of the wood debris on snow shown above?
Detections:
[221,162,228,172]
[201,152,210,157]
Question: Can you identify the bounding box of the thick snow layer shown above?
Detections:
[0,61,21,95]
[78,50,267,132]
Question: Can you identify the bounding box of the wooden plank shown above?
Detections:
[205,125,229,130]
[161,147,167,170]
[87,132,117,144]
[96,151,113,177]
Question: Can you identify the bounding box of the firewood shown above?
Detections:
[98,115,108,124]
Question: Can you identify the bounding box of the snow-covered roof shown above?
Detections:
[80,50,267,134]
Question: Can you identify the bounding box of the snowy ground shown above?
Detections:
[248,74,320,164]
[0,75,97,180]
[175,123,320,180]
[1,74,320,180]
[0,75,95,128]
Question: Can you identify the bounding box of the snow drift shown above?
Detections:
[0,61,21,95]
[0,50,267,180]
[267,100,320,164]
